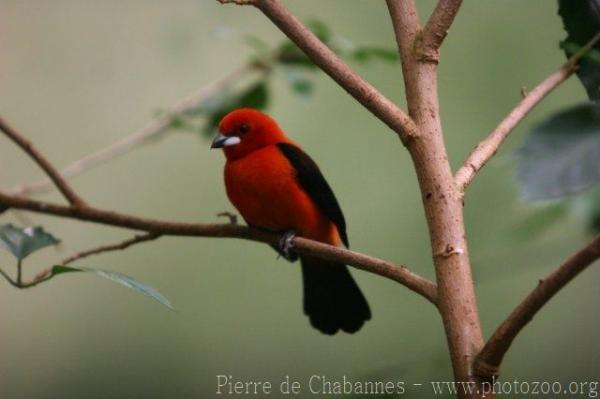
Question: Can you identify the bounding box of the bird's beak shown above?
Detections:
[211,133,241,149]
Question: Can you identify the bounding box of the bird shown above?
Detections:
[211,108,371,335]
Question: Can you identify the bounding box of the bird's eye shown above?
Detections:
[239,124,250,134]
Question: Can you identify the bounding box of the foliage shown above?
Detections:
[0,224,170,307]
[169,19,400,137]
[0,224,59,261]
[558,0,600,101]
[517,103,600,200]
[516,0,600,233]
[50,265,173,309]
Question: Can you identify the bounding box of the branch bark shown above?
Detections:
[61,232,162,265]
[455,31,600,193]
[0,117,86,207]
[0,191,437,304]
[221,0,419,142]
[386,1,484,396]
[421,0,463,62]
[474,234,600,381]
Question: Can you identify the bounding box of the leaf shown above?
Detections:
[568,188,600,233]
[202,80,270,136]
[51,265,173,309]
[0,224,60,260]
[238,80,269,109]
[517,103,600,200]
[352,46,399,63]
[584,198,600,233]
[558,0,600,101]
[560,41,600,65]
[305,19,332,42]
[275,19,331,69]
[277,42,318,69]
[168,114,195,131]
[282,69,314,97]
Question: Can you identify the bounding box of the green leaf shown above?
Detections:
[305,19,332,42]
[352,46,399,63]
[560,41,600,65]
[587,203,600,233]
[275,19,331,69]
[50,265,173,309]
[202,80,270,136]
[0,224,60,260]
[238,81,269,109]
[168,114,195,131]
[568,188,600,234]
[282,70,314,97]
[517,103,600,200]
[276,41,318,69]
[558,0,600,101]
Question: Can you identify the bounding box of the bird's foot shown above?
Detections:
[278,230,297,261]
[217,211,238,225]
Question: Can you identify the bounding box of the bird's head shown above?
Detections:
[211,108,286,160]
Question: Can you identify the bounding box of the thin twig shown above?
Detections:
[455,31,600,193]
[420,0,463,62]
[9,64,259,198]
[218,0,256,4]
[0,261,54,289]
[234,0,418,142]
[61,233,161,265]
[0,117,86,207]
[0,266,55,289]
[16,259,22,285]
[474,234,600,381]
[0,267,19,288]
[0,191,437,304]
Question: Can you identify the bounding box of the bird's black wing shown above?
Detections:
[276,142,348,247]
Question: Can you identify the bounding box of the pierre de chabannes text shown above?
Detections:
[216,375,599,397]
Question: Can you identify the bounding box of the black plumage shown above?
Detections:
[276,142,371,334]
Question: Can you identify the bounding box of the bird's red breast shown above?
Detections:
[224,144,341,245]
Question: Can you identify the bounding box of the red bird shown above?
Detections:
[211,108,370,334]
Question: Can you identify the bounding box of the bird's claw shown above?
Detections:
[217,211,238,225]
[278,230,296,260]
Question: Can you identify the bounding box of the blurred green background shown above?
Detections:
[0,1,598,398]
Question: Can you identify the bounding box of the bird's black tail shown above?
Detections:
[301,256,371,335]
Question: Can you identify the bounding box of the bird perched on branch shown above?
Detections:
[211,108,370,334]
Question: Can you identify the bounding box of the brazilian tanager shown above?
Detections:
[211,108,370,335]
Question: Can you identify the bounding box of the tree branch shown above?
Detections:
[218,0,256,4]
[474,234,600,381]
[420,0,463,62]
[9,63,260,198]
[385,0,421,119]
[0,191,437,304]
[61,232,161,265]
[219,0,419,142]
[0,117,86,207]
[387,2,485,395]
[0,234,160,289]
[455,31,600,193]
[0,267,21,288]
